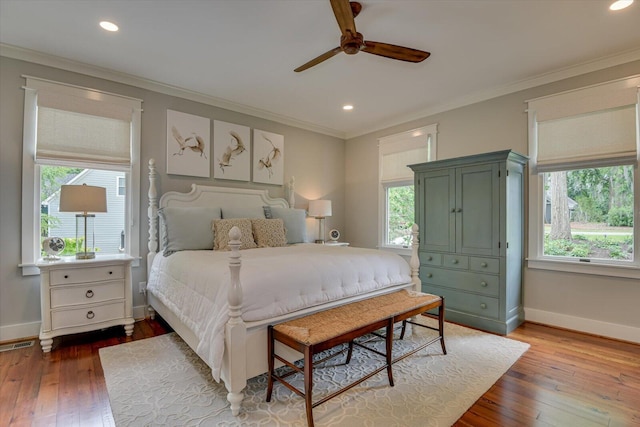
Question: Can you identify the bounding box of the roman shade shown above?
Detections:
[379,124,436,183]
[25,77,141,168]
[528,75,639,173]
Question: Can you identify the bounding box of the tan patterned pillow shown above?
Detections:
[252,218,287,248]
[213,218,257,250]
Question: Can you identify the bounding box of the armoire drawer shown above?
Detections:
[51,301,125,330]
[469,257,500,274]
[50,281,125,308]
[50,265,125,286]
[420,267,499,297]
[428,286,500,320]
[420,252,442,266]
[442,254,468,270]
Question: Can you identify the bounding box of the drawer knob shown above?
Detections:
[86,290,94,298]
[480,281,488,287]
[480,303,487,309]
[426,273,433,278]
[427,256,432,261]
[109,271,113,275]
[64,275,69,279]
[86,311,95,319]
[481,262,487,267]
[451,259,459,264]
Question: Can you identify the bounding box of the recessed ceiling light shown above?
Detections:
[99,21,119,32]
[343,105,354,111]
[609,0,633,10]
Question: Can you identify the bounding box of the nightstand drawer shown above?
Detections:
[50,281,125,308]
[421,267,499,296]
[50,265,125,286]
[469,257,500,274]
[51,301,125,330]
[442,254,468,270]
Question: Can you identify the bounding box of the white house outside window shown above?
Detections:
[378,124,437,253]
[527,75,639,278]
[20,76,142,275]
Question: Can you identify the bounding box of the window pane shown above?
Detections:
[543,166,634,261]
[387,185,414,246]
[41,165,126,256]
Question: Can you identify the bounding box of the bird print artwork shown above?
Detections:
[171,126,207,159]
[257,133,281,178]
[253,129,284,185]
[218,131,246,174]
[166,110,210,178]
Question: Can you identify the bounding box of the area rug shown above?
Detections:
[100,318,529,427]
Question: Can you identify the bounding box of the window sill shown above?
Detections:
[526,258,640,279]
[378,245,412,257]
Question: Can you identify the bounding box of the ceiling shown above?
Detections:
[1,0,640,139]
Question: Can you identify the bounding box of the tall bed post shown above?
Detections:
[147,159,158,319]
[410,223,421,292]
[225,226,247,415]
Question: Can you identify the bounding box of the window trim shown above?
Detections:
[378,124,437,253]
[20,76,142,275]
[116,175,126,197]
[526,77,640,279]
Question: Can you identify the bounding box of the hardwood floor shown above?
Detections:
[1,320,638,426]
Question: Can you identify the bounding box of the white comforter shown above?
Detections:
[147,244,412,381]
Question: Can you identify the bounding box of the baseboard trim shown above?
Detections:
[0,305,149,343]
[525,308,640,344]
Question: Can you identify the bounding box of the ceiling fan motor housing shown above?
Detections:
[340,32,364,54]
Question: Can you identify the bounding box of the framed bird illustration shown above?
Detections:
[166,110,211,177]
[213,121,250,181]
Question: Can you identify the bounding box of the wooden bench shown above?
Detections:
[267,290,446,427]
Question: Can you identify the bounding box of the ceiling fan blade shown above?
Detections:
[294,47,343,72]
[330,0,357,35]
[361,40,430,63]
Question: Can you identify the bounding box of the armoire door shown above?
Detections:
[419,169,455,252]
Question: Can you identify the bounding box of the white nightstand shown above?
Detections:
[36,254,135,352]
[324,241,349,247]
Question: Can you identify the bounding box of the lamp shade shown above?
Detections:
[59,184,107,213]
[308,199,332,218]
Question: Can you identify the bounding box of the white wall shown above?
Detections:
[345,60,640,343]
[0,55,345,341]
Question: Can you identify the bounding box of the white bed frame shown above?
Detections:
[145,158,421,416]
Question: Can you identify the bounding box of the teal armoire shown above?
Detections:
[409,150,528,334]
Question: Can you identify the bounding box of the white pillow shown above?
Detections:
[159,206,221,256]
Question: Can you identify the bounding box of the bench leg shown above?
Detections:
[438,298,447,355]
[304,346,314,427]
[266,325,275,401]
[386,318,394,387]
[399,320,408,340]
[345,340,354,364]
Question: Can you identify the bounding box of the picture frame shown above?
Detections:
[213,120,250,181]
[166,110,210,177]
[253,129,284,185]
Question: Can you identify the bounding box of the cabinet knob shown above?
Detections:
[480,303,487,309]
[481,262,488,267]
[451,259,459,264]
[64,275,69,279]
[480,281,488,287]
[86,311,95,319]
[108,271,113,275]
[86,290,94,298]
[456,208,462,212]
[427,256,432,261]
[426,273,433,278]
[450,208,456,213]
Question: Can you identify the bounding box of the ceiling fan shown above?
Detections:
[294,0,430,72]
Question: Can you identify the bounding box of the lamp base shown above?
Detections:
[315,239,325,244]
[76,252,96,260]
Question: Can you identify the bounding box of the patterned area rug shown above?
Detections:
[100,318,529,426]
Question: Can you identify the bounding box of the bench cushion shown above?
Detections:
[273,290,441,346]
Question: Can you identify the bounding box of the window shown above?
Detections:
[378,124,437,251]
[527,75,639,277]
[21,76,142,275]
[117,176,126,196]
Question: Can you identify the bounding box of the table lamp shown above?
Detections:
[308,199,332,244]
[59,184,107,259]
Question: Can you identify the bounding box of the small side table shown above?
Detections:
[36,254,135,352]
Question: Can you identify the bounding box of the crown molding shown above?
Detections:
[0,43,346,139]
[345,47,640,139]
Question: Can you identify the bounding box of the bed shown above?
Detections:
[145,158,421,416]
